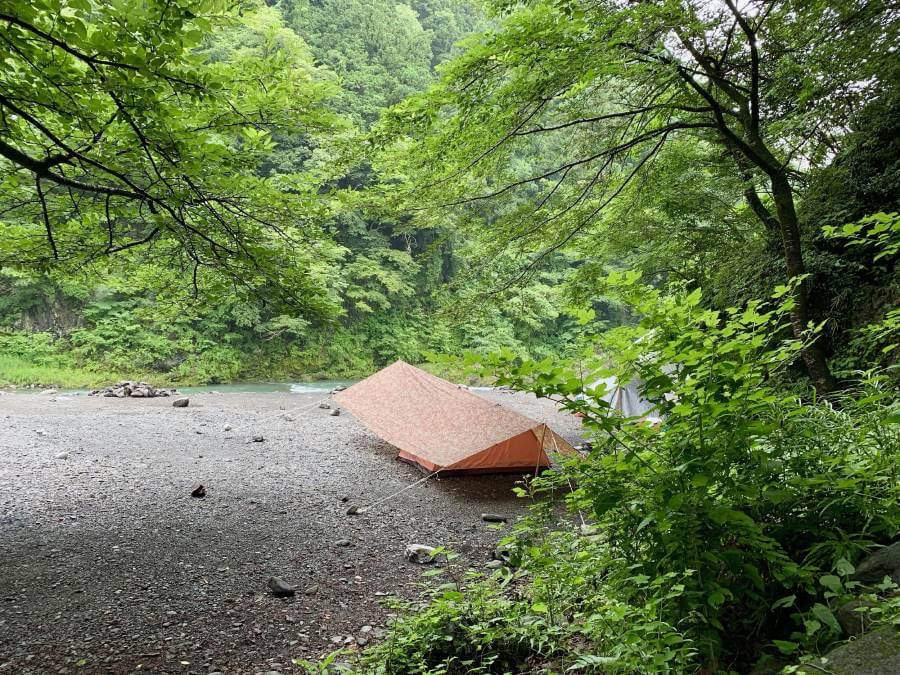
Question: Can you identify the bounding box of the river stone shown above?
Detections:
[330,409,341,416]
[172,398,189,408]
[405,544,438,564]
[481,513,508,523]
[796,628,900,674]
[493,544,513,562]
[335,539,351,547]
[319,403,331,409]
[267,577,296,597]
[854,542,900,585]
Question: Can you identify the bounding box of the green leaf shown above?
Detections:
[811,603,841,633]
[773,640,799,655]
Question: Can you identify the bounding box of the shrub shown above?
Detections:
[340,272,899,674]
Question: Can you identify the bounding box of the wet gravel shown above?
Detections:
[0,389,582,674]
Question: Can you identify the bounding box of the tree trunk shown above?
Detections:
[769,172,836,395]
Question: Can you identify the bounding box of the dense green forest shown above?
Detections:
[1,0,898,673]
[0,0,575,387]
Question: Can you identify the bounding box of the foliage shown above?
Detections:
[346,273,899,672]
[375,0,899,391]
[283,0,484,126]
[0,0,345,313]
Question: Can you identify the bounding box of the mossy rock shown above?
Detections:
[797,628,900,674]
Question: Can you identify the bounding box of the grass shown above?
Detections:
[0,354,131,389]
[0,351,484,390]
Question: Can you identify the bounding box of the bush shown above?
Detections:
[338,272,899,674]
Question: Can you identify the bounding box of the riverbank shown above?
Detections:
[0,389,582,673]
[0,353,484,391]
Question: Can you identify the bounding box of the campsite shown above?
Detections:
[1,0,898,672]
[0,381,582,673]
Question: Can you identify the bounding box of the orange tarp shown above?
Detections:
[333,360,574,474]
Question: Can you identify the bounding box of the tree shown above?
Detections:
[0,0,341,315]
[377,0,899,393]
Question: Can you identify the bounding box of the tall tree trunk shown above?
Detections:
[769,172,836,395]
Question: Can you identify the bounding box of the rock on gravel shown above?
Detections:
[267,576,296,597]
[405,544,438,564]
[0,388,582,673]
[90,381,172,398]
[481,513,508,523]
[172,397,189,407]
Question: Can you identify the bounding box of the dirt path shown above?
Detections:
[0,389,582,674]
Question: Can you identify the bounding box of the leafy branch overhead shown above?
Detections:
[376,0,898,392]
[0,0,344,312]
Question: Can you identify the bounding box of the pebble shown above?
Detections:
[251,435,265,443]
[481,513,508,523]
[334,539,351,547]
[172,398,189,408]
[330,409,341,416]
[54,451,69,460]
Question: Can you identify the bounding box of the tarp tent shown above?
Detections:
[334,360,575,474]
[578,376,661,423]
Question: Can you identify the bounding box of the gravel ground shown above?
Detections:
[0,388,582,674]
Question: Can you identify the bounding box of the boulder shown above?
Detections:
[796,628,900,674]
[172,398,189,408]
[836,598,877,636]
[854,542,900,585]
[405,544,438,564]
